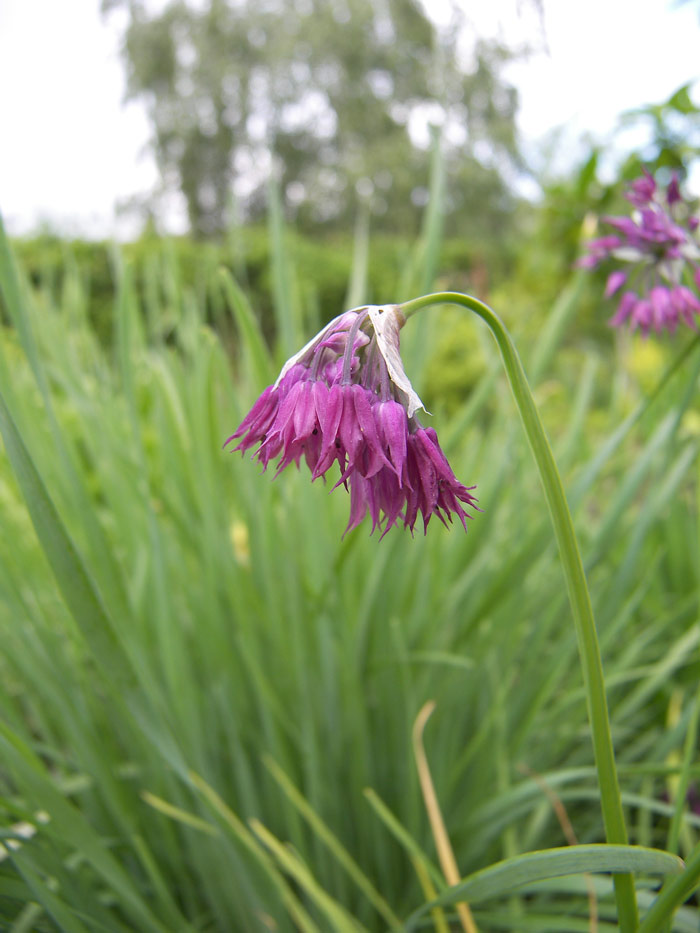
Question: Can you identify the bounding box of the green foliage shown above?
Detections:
[10,223,520,355]
[620,82,700,175]
[530,81,700,305]
[1,208,700,931]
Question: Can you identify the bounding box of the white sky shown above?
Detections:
[0,0,698,238]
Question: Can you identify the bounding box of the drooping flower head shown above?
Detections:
[226,305,479,536]
[579,169,700,335]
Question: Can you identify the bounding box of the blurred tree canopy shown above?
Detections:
[103,0,530,238]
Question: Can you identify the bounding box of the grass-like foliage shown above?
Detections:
[0,192,700,931]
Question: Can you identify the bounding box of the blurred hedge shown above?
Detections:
[9,226,518,349]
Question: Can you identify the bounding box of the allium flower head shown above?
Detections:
[580,169,700,335]
[226,305,479,536]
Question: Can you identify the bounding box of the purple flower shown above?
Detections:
[626,168,657,208]
[226,306,479,536]
[579,170,700,335]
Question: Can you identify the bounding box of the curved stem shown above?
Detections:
[638,840,700,932]
[400,292,638,932]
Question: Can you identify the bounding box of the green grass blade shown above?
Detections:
[0,723,166,932]
[187,771,322,933]
[528,270,587,383]
[267,171,299,357]
[405,845,684,930]
[218,267,276,387]
[140,791,219,836]
[362,788,445,891]
[345,203,370,309]
[250,818,368,933]
[0,387,132,688]
[9,853,92,933]
[668,687,700,855]
[264,756,404,930]
[638,841,700,933]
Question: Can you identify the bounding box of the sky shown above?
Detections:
[0,0,698,239]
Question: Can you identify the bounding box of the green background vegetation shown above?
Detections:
[1,164,700,928]
[2,1,700,926]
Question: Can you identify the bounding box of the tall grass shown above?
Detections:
[0,191,699,931]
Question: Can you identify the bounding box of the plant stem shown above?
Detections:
[638,840,700,933]
[399,292,638,932]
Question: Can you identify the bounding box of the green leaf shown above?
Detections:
[10,852,91,933]
[263,756,403,931]
[0,387,133,689]
[217,267,275,388]
[0,723,166,932]
[267,172,299,358]
[140,790,219,836]
[638,840,700,932]
[250,818,366,933]
[404,845,684,930]
[667,83,698,115]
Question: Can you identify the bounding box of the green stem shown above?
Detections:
[400,292,638,932]
[638,840,700,933]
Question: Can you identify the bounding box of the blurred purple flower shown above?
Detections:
[226,306,479,536]
[579,170,700,335]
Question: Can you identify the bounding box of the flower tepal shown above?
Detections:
[580,170,700,335]
[226,305,479,536]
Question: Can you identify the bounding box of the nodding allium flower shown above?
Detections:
[226,305,479,536]
[579,169,700,335]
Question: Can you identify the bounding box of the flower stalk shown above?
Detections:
[399,291,638,932]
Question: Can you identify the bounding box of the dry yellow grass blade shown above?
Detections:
[412,701,478,933]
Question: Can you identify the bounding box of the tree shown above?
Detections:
[104,0,528,238]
